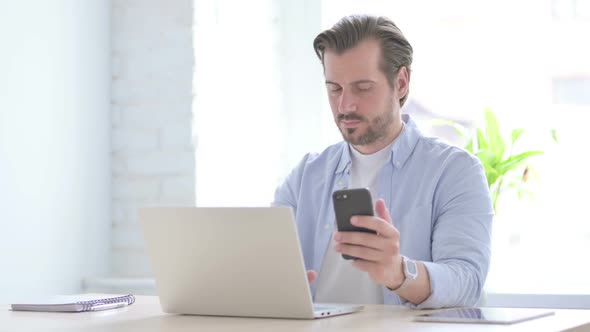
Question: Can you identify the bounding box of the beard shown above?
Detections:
[337,110,394,146]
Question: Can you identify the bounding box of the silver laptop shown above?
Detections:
[139,207,363,319]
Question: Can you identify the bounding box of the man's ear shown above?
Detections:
[396,66,409,100]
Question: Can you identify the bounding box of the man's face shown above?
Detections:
[323,39,405,150]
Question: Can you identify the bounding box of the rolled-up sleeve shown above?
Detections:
[407,154,493,309]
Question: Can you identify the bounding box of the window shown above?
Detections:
[321,0,590,297]
[193,0,590,301]
[553,0,590,20]
[193,0,285,206]
[193,0,329,207]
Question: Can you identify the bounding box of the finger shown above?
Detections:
[336,244,382,262]
[351,215,398,238]
[307,270,317,284]
[375,199,393,225]
[350,258,375,272]
[334,231,389,251]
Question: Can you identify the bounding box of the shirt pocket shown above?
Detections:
[397,204,433,261]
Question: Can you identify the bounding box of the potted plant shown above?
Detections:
[433,109,557,301]
[433,109,558,213]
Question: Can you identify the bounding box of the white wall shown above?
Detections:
[103,0,319,290]
[110,0,195,279]
[0,0,111,302]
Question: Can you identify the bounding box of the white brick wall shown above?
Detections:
[126,151,195,175]
[111,0,195,278]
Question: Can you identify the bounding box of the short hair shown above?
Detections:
[313,15,413,106]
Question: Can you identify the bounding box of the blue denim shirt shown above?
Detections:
[272,114,493,309]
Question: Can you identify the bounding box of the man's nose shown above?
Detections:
[338,91,357,114]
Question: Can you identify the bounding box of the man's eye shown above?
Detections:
[329,87,342,93]
[357,85,372,91]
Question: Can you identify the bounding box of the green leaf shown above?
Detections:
[496,150,544,174]
[484,165,500,187]
[476,128,488,151]
[506,181,519,189]
[475,150,497,168]
[484,109,506,162]
[476,150,500,187]
[551,129,559,143]
[477,127,502,167]
[511,129,525,145]
[465,138,474,153]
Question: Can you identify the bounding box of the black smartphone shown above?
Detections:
[332,188,377,260]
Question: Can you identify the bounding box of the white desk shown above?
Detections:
[2,295,590,331]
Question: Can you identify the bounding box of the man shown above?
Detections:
[272,14,493,309]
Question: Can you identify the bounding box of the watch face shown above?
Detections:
[405,258,418,279]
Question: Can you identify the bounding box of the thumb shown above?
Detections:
[375,199,393,225]
[307,270,317,284]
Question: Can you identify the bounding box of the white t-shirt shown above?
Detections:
[314,140,395,304]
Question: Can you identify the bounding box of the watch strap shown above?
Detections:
[386,256,408,292]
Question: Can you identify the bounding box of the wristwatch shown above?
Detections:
[403,256,418,281]
[388,256,418,291]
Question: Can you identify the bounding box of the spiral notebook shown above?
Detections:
[11,294,135,313]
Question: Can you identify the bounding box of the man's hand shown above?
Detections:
[333,199,405,289]
[306,270,317,284]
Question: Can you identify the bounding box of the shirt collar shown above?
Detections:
[335,114,422,174]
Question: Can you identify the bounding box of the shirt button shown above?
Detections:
[325,224,330,230]
[394,161,401,167]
